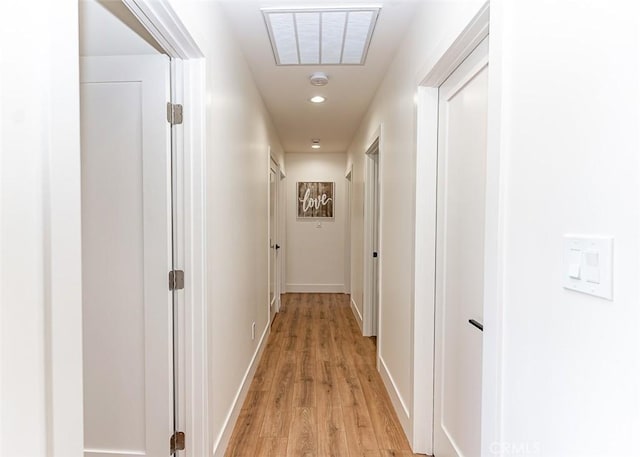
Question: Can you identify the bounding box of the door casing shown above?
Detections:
[269,156,281,320]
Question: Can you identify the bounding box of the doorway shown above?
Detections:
[433,36,489,457]
[79,2,205,455]
[269,157,281,322]
[364,137,381,338]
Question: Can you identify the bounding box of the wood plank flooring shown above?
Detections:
[225,293,426,457]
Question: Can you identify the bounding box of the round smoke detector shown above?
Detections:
[309,72,329,86]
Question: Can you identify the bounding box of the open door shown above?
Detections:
[269,158,281,322]
[80,54,175,457]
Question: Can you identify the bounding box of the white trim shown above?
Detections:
[123,0,203,59]
[212,324,270,457]
[171,56,188,457]
[279,172,287,296]
[379,356,411,435]
[286,283,345,293]
[350,297,363,332]
[344,164,353,295]
[419,2,489,87]
[481,3,506,455]
[411,86,439,455]
[413,2,491,455]
[47,3,84,454]
[443,59,489,102]
[345,164,353,179]
[180,58,208,457]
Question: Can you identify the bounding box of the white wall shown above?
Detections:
[346,0,486,447]
[487,1,640,455]
[0,1,84,456]
[163,2,285,455]
[285,152,346,293]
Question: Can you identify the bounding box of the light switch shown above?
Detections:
[568,262,581,279]
[563,236,613,300]
[568,248,582,279]
[583,250,600,284]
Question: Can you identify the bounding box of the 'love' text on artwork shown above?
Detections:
[299,188,333,212]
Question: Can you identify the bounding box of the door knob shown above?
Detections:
[275,244,280,250]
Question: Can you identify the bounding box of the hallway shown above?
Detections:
[225,293,424,457]
[5,2,640,456]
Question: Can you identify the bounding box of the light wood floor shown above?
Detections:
[224,293,426,457]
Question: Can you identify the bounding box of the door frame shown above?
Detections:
[344,165,353,295]
[119,2,207,455]
[412,2,504,455]
[279,167,287,298]
[268,155,281,318]
[363,129,382,339]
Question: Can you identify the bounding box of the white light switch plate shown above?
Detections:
[563,235,613,300]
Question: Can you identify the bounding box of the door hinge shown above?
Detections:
[167,102,183,125]
[170,431,185,454]
[169,270,184,291]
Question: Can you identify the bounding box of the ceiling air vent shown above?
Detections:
[262,6,381,66]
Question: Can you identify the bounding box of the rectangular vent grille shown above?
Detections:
[262,7,381,66]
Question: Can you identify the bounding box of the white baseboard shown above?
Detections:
[350,297,363,332]
[212,322,270,457]
[379,355,411,439]
[286,283,344,293]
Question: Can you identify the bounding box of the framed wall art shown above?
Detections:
[297,181,334,218]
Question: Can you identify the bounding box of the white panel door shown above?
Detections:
[434,37,489,457]
[364,141,380,337]
[80,55,173,457]
[269,160,279,322]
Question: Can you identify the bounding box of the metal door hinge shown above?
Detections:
[167,103,183,125]
[170,431,185,454]
[169,270,184,291]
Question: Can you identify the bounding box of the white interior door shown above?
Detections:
[81,55,174,457]
[269,159,280,322]
[364,141,380,337]
[371,152,380,336]
[433,37,489,457]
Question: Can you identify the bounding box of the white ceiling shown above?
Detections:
[219,0,420,153]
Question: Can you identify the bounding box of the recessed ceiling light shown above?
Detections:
[311,139,321,149]
[262,7,381,66]
[310,96,326,103]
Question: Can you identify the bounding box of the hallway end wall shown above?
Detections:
[165,2,285,455]
[285,152,346,293]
